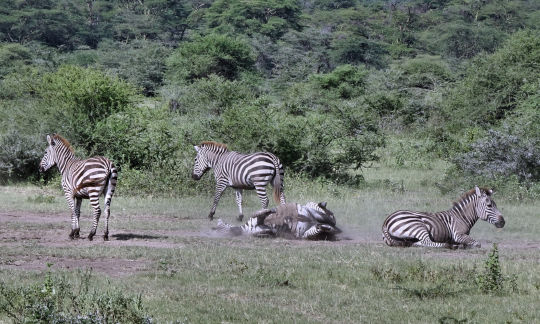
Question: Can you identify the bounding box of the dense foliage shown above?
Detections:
[0,0,538,195]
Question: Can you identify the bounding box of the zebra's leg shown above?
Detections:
[87,192,101,241]
[73,197,82,238]
[208,183,227,221]
[235,189,244,221]
[412,239,454,249]
[255,185,269,209]
[64,193,78,239]
[392,224,453,249]
[453,233,481,248]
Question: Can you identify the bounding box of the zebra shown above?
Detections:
[192,141,286,221]
[382,186,505,249]
[215,202,341,240]
[38,134,118,241]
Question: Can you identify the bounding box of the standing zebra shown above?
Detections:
[192,141,286,221]
[39,134,118,241]
[382,186,505,248]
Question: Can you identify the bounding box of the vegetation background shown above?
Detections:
[0,0,539,322]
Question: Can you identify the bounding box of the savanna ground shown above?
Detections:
[0,160,539,323]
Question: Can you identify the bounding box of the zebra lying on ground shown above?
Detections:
[382,186,505,248]
[39,134,118,241]
[192,141,286,221]
[215,202,341,240]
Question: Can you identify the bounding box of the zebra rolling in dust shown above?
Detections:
[192,141,286,221]
[382,186,505,249]
[215,202,341,240]
[39,134,118,241]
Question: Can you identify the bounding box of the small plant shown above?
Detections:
[475,244,517,294]
[0,268,153,323]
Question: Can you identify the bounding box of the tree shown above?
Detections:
[204,0,302,39]
[166,34,255,83]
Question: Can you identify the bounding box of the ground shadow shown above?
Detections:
[112,233,166,241]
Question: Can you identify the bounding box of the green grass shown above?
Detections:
[1,160,539,323]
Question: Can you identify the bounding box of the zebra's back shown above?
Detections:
[65,156,116,197]
[218,151,281,188]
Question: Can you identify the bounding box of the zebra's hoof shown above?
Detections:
[208,214,214,221]
[88,233,95,241]
[237,214,244,222]
[103,236,109,241]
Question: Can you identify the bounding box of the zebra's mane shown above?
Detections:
[453,187,492,207]
[200,141,229,151]
[51,134,74,153]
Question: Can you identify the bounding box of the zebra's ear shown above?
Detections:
[488,188,494,195]
[46,134,55,146]
[475,185,481,196]
[194,145,200,153]
[319,202,327,209]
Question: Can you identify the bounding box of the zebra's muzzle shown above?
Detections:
[494,219,505,228]
[192,173,201,180]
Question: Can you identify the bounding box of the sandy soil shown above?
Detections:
[1,211,538,277]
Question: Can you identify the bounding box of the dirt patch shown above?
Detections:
[1,210,539,277]
[0,256,150,277]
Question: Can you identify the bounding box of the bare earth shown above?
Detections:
[1,211,539,277]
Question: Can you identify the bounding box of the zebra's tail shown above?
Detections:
[104,164,118,206]
[382,223,411,247]
[272,158,284,205]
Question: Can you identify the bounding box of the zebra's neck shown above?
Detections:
[54,145,78,174]
[207,149,227,167]
[447,196,479,229]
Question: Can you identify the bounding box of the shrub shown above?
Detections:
[204,0,302,39]
[475,244,517,294]
[37,65,139,154]
[209,98,383,184]
[443,29,539,129]
[0,131,42,183]
[0,43,32,78]
[330,35,388,68]
[452,128,539,183]
[166,34,255,83]
[0,269,152,323]
[312,64,368,99]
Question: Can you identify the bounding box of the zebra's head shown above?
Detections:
[474,186,505,228]
[192,145,211,180]
[39,134,58,172]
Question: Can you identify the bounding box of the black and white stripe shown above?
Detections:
[192,141,286,221]
[382,186,505,248]
[39,134,118,241]
[216,202,341,240]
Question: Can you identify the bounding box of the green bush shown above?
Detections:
[204,0,302,39]
[166,34,255,83]
[164,74,257,116]
[0,131,42,183]
[312,64,368,99]
[443,29,539,129]
[476,244,517,294]
[209,97,383,184]
[0,43,32,78]
[0,269,152,323]
[36,65,139,152]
